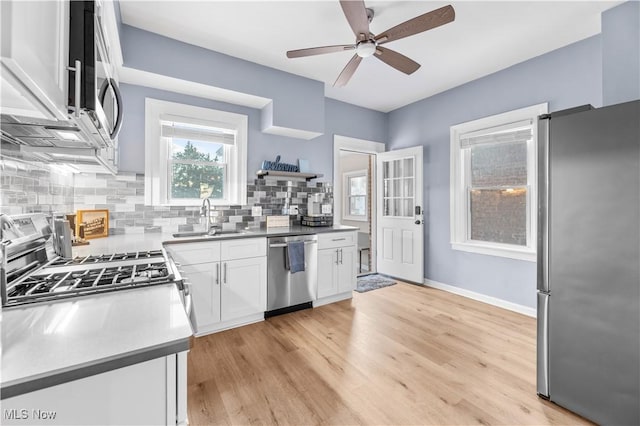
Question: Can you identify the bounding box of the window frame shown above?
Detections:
[144,99,247,207]
[449,103,548,262]
[343,169,368,222]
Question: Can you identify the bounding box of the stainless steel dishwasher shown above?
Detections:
[266,234,317,317]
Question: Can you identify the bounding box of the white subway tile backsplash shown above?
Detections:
[124,226,145,234]
[84,195,107,205]
[114,203,136,212]
[2,164,333,236]
[169,217,187,225]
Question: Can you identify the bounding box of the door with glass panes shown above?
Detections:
[376,146,424,283]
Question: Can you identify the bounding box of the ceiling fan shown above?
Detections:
[286,1,455,87]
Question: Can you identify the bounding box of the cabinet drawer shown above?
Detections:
[221,238,267,261]
[165,241,221,265]
[318,232,356,249]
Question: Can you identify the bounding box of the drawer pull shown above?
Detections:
[332,238,346,242]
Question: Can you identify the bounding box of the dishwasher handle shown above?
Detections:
[269,241,317,248]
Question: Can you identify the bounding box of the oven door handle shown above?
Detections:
[182,281,193,319]
[269,241,317,248]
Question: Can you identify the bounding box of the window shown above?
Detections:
[343,170,368,221]
[382,157,414,217]
[145,99,247,206]
[450,103,547,261]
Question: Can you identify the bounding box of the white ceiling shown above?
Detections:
[119,1,621,112]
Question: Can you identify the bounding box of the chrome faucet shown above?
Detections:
[200,198,211,233]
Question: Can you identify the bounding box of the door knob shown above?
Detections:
[415,220,421,225]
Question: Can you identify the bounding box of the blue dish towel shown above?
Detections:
[287,241,305,273]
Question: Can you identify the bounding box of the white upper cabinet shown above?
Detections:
[0,0,69,120]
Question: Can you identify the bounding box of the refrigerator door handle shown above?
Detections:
[537,292,550,398]
[537,116,550,293]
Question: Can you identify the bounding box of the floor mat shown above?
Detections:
[356,274,397,293]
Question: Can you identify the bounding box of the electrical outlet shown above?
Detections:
[251,206,262,217]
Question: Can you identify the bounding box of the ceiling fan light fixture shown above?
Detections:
[356,40,377,58]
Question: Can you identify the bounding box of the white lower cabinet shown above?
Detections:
[2,352,188,426]
[221,256,267,321]
[183,262,221,327]
[317,248,339,298]
[337,245,357,293]
[165,238,267,336]
[316,232,357,306]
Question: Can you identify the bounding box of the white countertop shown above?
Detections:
[72,233,172,257]
[73,225,359,256]
[1,284,192,398]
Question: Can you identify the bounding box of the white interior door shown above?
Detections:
[376,146,424,283]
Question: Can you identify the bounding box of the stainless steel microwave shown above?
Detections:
[68,0,122,145]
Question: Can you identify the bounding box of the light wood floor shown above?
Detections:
[187,282,590,425]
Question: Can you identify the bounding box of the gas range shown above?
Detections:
[1,214,185,309]
[5,256,175,307]
[46,250,165,266]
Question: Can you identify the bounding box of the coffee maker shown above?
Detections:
[302,193,333,227]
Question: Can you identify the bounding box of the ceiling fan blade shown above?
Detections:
[375,4,455,45]
[287,45,355,58]
[374,46,420,75]
[334,54,363,87]
[339,0,370,39]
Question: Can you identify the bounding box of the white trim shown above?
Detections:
[121,67,271,109]
[102,0,124,72]
[193,313,264,337]
[450,103,547,260]
[333,135,385,275]
[343,169,368,222]
[262,125,322,140]
[451,242,536,262]
[145,98,247,207]
[423,278,536,318]
[313,291,353,307]
[333,135,385,227]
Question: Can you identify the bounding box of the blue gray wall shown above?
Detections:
[116,1,637,309]
[602,0,640,105]
[117,86,386,178]
[120,25,325,135]
[387,35,603,309]
[386,0,639,309]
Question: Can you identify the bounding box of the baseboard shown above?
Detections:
[313,291,352,307]
[422,279,536,318]
[194,313,265,337]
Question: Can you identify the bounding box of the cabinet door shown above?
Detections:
[0,0,69,120]
[221,238,266,261]
[337,246,357,293]
[165,241,220,266]
[182,263,220,331]
[2,356,170,425]
[221,257,266,321]
[317,249,338,298]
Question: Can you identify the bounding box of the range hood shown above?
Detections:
[0,114,117,174]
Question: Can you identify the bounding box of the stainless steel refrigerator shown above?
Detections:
[537,100,639,425]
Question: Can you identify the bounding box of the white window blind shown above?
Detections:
[449,103,547,261]
[160,122,236,145]
[460,119,533,148]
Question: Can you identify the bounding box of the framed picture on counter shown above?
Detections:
[76,209,109,239]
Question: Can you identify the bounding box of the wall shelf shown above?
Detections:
[256,170,323,181]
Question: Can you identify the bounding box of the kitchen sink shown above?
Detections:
[172,230,243,238]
